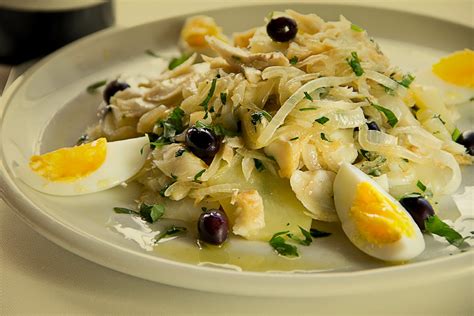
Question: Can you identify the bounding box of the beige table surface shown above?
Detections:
[1,1,473,315]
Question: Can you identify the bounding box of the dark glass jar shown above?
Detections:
[0,0,114,65]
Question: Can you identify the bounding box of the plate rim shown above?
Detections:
[0,3,473,297]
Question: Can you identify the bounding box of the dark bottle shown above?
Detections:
[0,0,114,65]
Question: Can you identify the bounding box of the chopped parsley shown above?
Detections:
[159,181,175,197]
[433,114,446,125]
[303,91,313,101]
[86,80,107,93]
[289,136,299,141]
[315,116,329,125]
[139,203,165,223]
[151,107,185,149]
[175,148,186,157]
[309,228,331,238]
[425,215,468,248]
[416,180,427,192]
[347,51,364,76]
[195,121,240,137]
[289,56,299,65]
[168,53,190,70]
[269,231,299,257]
[113,207,138,215]
[200,77,218,115]
[254,159,265,172]
[145,49,160,58]
[155,226,187,243]
[320,132,331,142]
[299,107,318,111]
[250,110,272,126]
[397,73,415,88]
[351,23,364,32]
[287,227,313,246]
[452,128,461,141]
[193,169,206,182]
[114,204,165,223]
[220,92,227,105]
[371,103,398,127]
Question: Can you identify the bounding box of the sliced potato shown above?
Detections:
[208,157,312,241]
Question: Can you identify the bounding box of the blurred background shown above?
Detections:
[0,0,472,92]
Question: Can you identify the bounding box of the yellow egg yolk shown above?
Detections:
[29,138,107,182]
[350,182,414,246]
[181,16,220,47]
[432,49,474,88]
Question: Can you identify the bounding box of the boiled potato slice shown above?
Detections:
[209,157,312,241]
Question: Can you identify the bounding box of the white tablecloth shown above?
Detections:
[1,1,473,314]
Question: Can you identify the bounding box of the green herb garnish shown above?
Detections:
[159,181,175,197]
[452,128,461,141]
[425,215,468,248]
[254,159,265,172]
[168,53,190,70]
[175,148,186,157]
[309,228,331,238]
[220,92,227,105]
[371,103,398,127]
[195,121,240,137]
[433,114,446,125]
[250,110,272,126]
[113,207,138,215]
[269,231,299,257]
[287,227,313,246]
[320,133,331,142]
[86,80,107,93]
[155,226,187,243]
[304,91,313,101]
[200,77,218,113]
[139,203,165,223]
[194,169,206,182]
[347,51,364,76]
[315,116,329,125]
[351,23,364,32]
[151,107,185,149]
[289,56,298,65]
[416,180,427,192]
[289,136,299,141]
[299,107,318,111]
[397,74,415,88]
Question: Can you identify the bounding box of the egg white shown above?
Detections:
[415,68,474,105]
[18,136,150,196]
[333,163,425,262]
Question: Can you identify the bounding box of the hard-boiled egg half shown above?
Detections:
[19,136,150,196]
[333,163,425,261]
[415,49,474,105]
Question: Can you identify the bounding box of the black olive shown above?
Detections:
[197,209,229,245]
[185,127,220,163]
[399,196,435,231]
[455,130,474,156]
[103,80,130,104]
[367,121,381,131]
[266,17,298,42]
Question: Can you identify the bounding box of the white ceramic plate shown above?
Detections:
[1,4,473,297]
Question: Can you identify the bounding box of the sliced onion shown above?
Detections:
[326,108,366,129]
[365,70,404,94]
[358,124,423,163]
[256,76,355,147]
[430,150,462,195]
